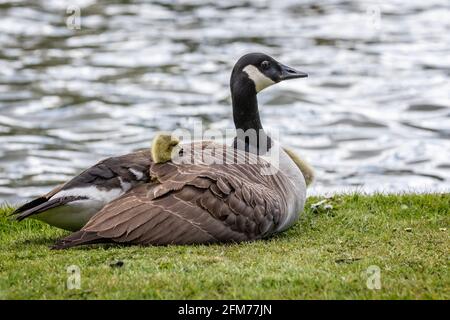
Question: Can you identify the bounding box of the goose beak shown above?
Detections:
[279,63,308,81]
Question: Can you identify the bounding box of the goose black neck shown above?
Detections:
[232,88,262,132]
[230,73,271,153]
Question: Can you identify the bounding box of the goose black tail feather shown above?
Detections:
[51,231,105,250]
[11,197,48,216]
[13,196,87,221]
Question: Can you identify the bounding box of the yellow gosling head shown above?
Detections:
[283,147,315,187]
[151,133,180,164]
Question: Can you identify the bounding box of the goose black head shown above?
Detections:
[230,53,308,147]
[230,53,308,94]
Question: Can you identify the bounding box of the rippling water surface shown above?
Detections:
[0,0,449,202]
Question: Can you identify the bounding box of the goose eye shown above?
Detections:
[260,61,270,69]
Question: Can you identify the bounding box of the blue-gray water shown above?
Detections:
[0,0,449,203]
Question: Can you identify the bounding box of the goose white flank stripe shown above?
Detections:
[55,186,124,204]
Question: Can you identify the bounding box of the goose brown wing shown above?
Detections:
[53,142,291,249]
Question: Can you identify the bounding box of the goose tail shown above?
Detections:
[12,196,87,221]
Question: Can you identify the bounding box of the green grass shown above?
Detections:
[0,193,448,299]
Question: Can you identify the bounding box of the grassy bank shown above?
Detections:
[0,193,448,299]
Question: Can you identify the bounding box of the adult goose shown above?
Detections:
[12,53,312,249]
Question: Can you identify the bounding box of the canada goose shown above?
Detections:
[12,53,312,248]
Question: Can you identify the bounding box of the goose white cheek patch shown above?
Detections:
[243,65,275,92]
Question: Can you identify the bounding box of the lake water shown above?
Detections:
[0,0,449,203]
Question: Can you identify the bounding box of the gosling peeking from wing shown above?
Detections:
[151,133,180,164]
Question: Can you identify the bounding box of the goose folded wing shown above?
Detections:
[52,155,287,248]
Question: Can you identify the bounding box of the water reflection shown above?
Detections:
[0,0,449,202]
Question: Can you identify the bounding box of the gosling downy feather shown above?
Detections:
[13,53,311,248]
[282,147,315,187]
[151,133,180,164]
